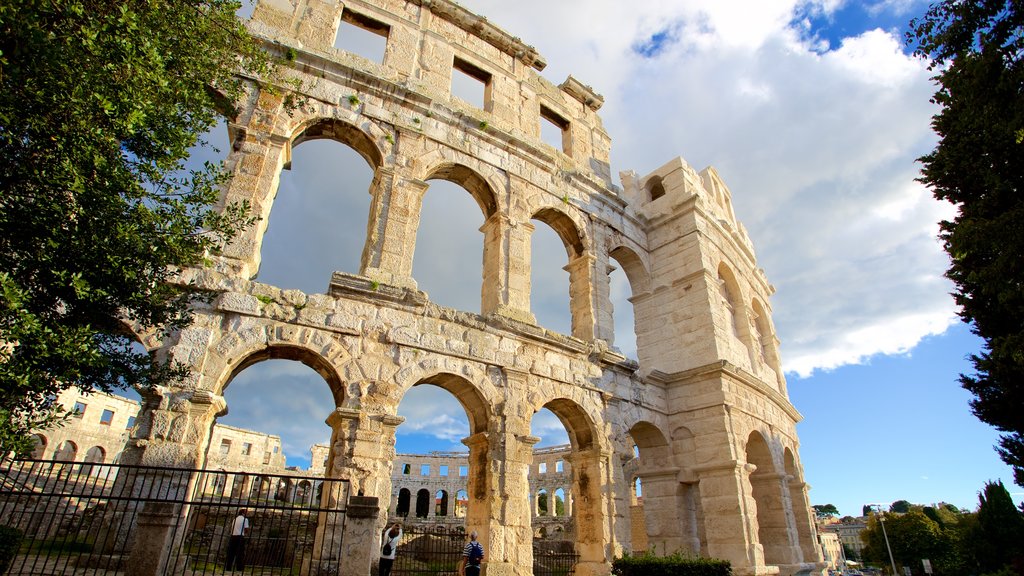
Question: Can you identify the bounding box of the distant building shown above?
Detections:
[30,389,139,466]
[818,531,842,570]
[822,520,867,559]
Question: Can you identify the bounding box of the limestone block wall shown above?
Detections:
[116,1,827,575]
[32,389,140,464]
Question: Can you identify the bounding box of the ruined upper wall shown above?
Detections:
[249,0,611,182]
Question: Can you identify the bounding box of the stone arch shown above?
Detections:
[415,488,431,518]
[784,447,817,562]
[627,421,670,469]
[531,207,585,260]
[644,175,666,202]
[608,245,651,297]
[396,487,411,517]
[717,263,753,359]
[435,489,449,516]
[212,331,349,408]
[393,359,496,435]
[31,434,47,459]
[554,487,567,517]
[289,118,384,170]
[424,162,499,219]
[54,440,78,462]
[746,431,791,567]
[750,298,782,379]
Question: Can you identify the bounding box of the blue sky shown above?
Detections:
[177,0,1024,518]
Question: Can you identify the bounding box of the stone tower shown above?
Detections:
[121,1,825,575]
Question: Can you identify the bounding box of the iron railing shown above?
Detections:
[390,523,466,576]
[533,540,579,576]
[0,458,349,576]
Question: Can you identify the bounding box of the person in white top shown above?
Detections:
[225,508,251,572]
[378,522,403,576]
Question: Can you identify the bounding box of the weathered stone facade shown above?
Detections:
[118,1,825,575]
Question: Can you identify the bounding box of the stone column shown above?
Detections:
[788,480,823,566]
[462,431,491,547]
[565,253,597,341]
[749,471,798,568]
[481,213,536,323]
[570,447,612,576]
[636,468,685,555]
[324,408,404,502]
[126,502,180,576]
[361,169,427,290]
[337,496,381,576]
[694,462,778,576]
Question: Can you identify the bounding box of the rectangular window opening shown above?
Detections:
[263,452,272,465]
[451,57,491,111]
[219,439,231,456]
[540,104,571,155]
[439,465,449,476]
[459,465,468,477]
[334,10,389,63]
[555,460,564,473]
[403,463,411,475]
[242,442,252,456]
[539,462,547,474]
[126,416,136,430]
[99,409,114,426]
[73,402,86,418]
[420,464,431,476]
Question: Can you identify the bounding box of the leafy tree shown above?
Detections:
[813,504,840,518]
[0,0,285,455]
[890,500,912,514]
[973,480,1024,573]
[862,510,953,574]
[908,0,1024,486]
[863,504,875,517]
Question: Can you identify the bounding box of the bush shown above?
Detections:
[0,526,24,575]
[612,552,731,576]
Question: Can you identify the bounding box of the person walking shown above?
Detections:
[379,523,402,576]
[225,508,251,572]
[459,531,485,576]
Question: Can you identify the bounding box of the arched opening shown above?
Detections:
[530,399,602,569]
[607,246,649,360]
[746,431,791,567]
[751,298,783,387]
[455,489,468,518]
[257,120,379,294]
[31,434,47,459]
[393,374,488,536]
[785,448,816,562]
[531,207,588,339]
[396,488,411,517]
[415,488,431,518]
[81,446,106,476]
[413,165,497,313]
[435,490,449,516]
[644,175,666,202]
[54,440,77,462]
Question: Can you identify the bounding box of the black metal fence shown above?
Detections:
[387,523,578,576]
[391,524,466,576]
[0,458,349,575]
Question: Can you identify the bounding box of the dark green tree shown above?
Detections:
[974,480,1024,573]
[890,500,912,514]
[908,0,1024,486]
[0,0,285,455]
[813,504,840,519]
[862,511,952,574]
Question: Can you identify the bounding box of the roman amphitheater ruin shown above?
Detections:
[35,0,827,575]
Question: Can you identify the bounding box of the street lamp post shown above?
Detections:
[870,504,899,576]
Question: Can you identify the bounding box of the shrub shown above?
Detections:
[612,552,731,576]
[0,526,24,574]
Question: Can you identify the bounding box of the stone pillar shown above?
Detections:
[636,468,685,555]
[337,496,381,576]
[788,480,824,567]
[694,462,778,576]
[481,213,536,323]
[462,432,491,549]
[565,253,597,341]
[361,169,427,290]
[749,471,798,568]
[126,502,179,576]
[324,408,404,502]
[571,447,612,576]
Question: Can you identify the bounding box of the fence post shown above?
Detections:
[339,496,380,576]
[126,502,180,576]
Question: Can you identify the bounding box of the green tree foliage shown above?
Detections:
[0,0,280,455]
[890,500,912,514]
[908,0,1024,486]
[862,510,956,573]
[813,504,840,518]
[973,480,1024,573]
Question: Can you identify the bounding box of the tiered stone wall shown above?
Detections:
[115,1,827,575]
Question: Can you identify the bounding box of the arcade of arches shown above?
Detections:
[116,1,826,575]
